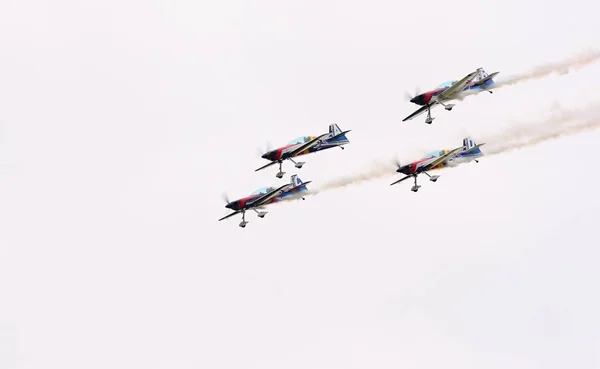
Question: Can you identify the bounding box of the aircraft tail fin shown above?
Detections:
[279,174,310,199]
[327,123,350,144]
[291,174,303,186]
[329,123,342,136]
[290,174,310,190]
[462,137,484,155]
[472,67,498,87]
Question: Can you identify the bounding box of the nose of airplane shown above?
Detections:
[396,165,410,174]
[410,96,418,104]
[225,202,234,209]
[261,152,269,159]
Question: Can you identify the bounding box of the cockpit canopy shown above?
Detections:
[287,136,313,145]
[436,80,456,89]
[422,150,444,159]
[250,186,275,195]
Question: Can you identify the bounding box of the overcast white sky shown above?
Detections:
[1,1,600,368]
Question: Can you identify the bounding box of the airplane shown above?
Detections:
[256,123,351,179]
[402,67,500,124]
[390,137,485,192]
[219,174,311,228]
[423,137,485,168]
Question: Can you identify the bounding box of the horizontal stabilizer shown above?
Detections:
[329,129,351,141]
[464,143,486,154]
[472,71,499,86]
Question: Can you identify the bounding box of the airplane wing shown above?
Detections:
[287,133,330,157]
[436,70,479,101]
[424,146,464,170]
[246,183,290,207]
[402,102,439,122]
[218,210,242,221]
[255,160,278,172]
[390,175,413,186]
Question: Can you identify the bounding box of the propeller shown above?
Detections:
[221,192,230,204]
[404,86,422,101]
[256,141,274,156]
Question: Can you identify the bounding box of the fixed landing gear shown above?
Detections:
[411,175,421,192]
[438,100,455,111]
[239,211,248,228]
[253,208,267,218]
[424,172,439,182]
[425,106,435,124]
[276,161,285,179]
[289,158,305,169]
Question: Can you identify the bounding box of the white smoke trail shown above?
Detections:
[302,101,600,195]
[492,49,600,88]
[305,161,397,196]
[278,49,600,198]
[482,101,600,156]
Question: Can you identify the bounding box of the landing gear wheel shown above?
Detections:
[276,161,285,179]
[239,212,248,228]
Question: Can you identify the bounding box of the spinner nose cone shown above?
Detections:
[225,201,235,209]
[410,95,424,105]
[261,151,274,160]
[396,165,410,174]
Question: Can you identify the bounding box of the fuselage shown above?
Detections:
[261,135,349,162]
[397,157,434,175]
[425,148,484,170]
[225,184,307,211]
[409,87,447,106]
[409,79,495,106]
[398,147,484,175]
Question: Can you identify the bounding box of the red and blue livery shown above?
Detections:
[219,175,311,228]
[256,123,351,178]
[391,137,485,192]
[403,67,499,124]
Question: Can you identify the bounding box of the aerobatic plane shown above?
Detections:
[423,137,485,168]
[390,137,485,192]
[256,123,351,179]
[219,175,310,228]
[402,67,499,124]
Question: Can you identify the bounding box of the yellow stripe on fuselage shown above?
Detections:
[297,136,316,157]
[430,149,450,170]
